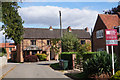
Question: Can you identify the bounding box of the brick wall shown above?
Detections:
[92,15,106,52]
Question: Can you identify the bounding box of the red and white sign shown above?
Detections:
[105,29,118,46]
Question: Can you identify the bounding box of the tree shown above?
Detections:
[50,39,61,61]
[61,32,80,52]
[1,2,24,45]
[103,5,120,14]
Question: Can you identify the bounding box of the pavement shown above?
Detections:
[1,61,72,80]
[0,63,17,80]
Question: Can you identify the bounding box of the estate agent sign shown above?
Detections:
[105,29,118,75]
[106,29,118,46]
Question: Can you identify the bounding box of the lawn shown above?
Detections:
[50,63,61,70]
[65,72,89,80]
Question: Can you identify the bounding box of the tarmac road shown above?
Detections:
[2,61,71,80]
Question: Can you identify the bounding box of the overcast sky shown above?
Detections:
[0,2,118,43]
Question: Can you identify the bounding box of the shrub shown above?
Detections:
[111,70,120,80]
[0,52,4,57]
[35,54,47,61]
[83,51,120,76]
[24,55,38,62]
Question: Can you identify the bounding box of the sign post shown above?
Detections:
[105,29,118,75]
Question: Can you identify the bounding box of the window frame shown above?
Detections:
[47,40,50,45]
[31,40,36,45]
[81,40,85,45]
[96,29,104,39]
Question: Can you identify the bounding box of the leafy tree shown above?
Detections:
[1,2,24,45]
[50,39,61,54]
[61,32,80,52]
[104,5,120,14]
[50,39,61,60]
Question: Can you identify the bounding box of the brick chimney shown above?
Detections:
[85,27,89,32]
[67,26,72,32]
[49,26,53,31]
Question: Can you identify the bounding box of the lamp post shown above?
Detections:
[59,11,62,60]
[59,11,62,37]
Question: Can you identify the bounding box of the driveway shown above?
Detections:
[2,61,71,80]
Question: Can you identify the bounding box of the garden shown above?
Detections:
[50,32,120,80]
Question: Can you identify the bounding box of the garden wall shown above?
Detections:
[0,56,7,68]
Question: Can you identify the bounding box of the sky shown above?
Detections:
[0,1,118,43]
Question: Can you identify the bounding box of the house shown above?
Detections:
[0,43,16,59]
[92,14,120,56]
[17,26,91,62]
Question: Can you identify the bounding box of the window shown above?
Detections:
[31,40,36,45]
[114,26,120,33]
[47,40,50,45]
[81,40,85,45]
[96,29,104,38]
[97,48,104,51]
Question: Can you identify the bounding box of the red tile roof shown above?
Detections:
[99,14,119,29]
[0,43,15,48]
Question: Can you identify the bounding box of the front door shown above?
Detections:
[32,51,37,55]
[50,51,55,60]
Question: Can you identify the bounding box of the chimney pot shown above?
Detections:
[67,26,72,32]
[85,27,89,32]
[49,26,53,31]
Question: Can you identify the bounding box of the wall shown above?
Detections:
[0,56,7,68]
[92,15,106,52]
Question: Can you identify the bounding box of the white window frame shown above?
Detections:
[97,48,104,51]
[96,29,104,39]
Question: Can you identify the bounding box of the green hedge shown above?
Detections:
[60,52,77,69]
[62,52,78,54]
[61,54,73,69]
[83,52,98,61]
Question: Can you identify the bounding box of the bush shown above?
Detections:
[111,70,120,80]
[24,55,38,62]
[35,54,47,61]
[2,48,7,54]
[83,51,120,76]
[0,52,4,57]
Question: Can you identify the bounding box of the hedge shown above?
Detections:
[83,52,98,61]
[62,52,78,54]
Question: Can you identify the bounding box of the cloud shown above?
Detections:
[18,6,99,29]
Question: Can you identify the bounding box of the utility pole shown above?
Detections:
[59,11,62,37]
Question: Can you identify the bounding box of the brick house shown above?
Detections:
[0,43,16,59]
[17,26,91,62]
[92,14,120,56]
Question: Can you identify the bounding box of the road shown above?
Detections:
[2,61,71,80]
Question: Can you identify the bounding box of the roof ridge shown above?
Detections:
[24,28,85,30]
